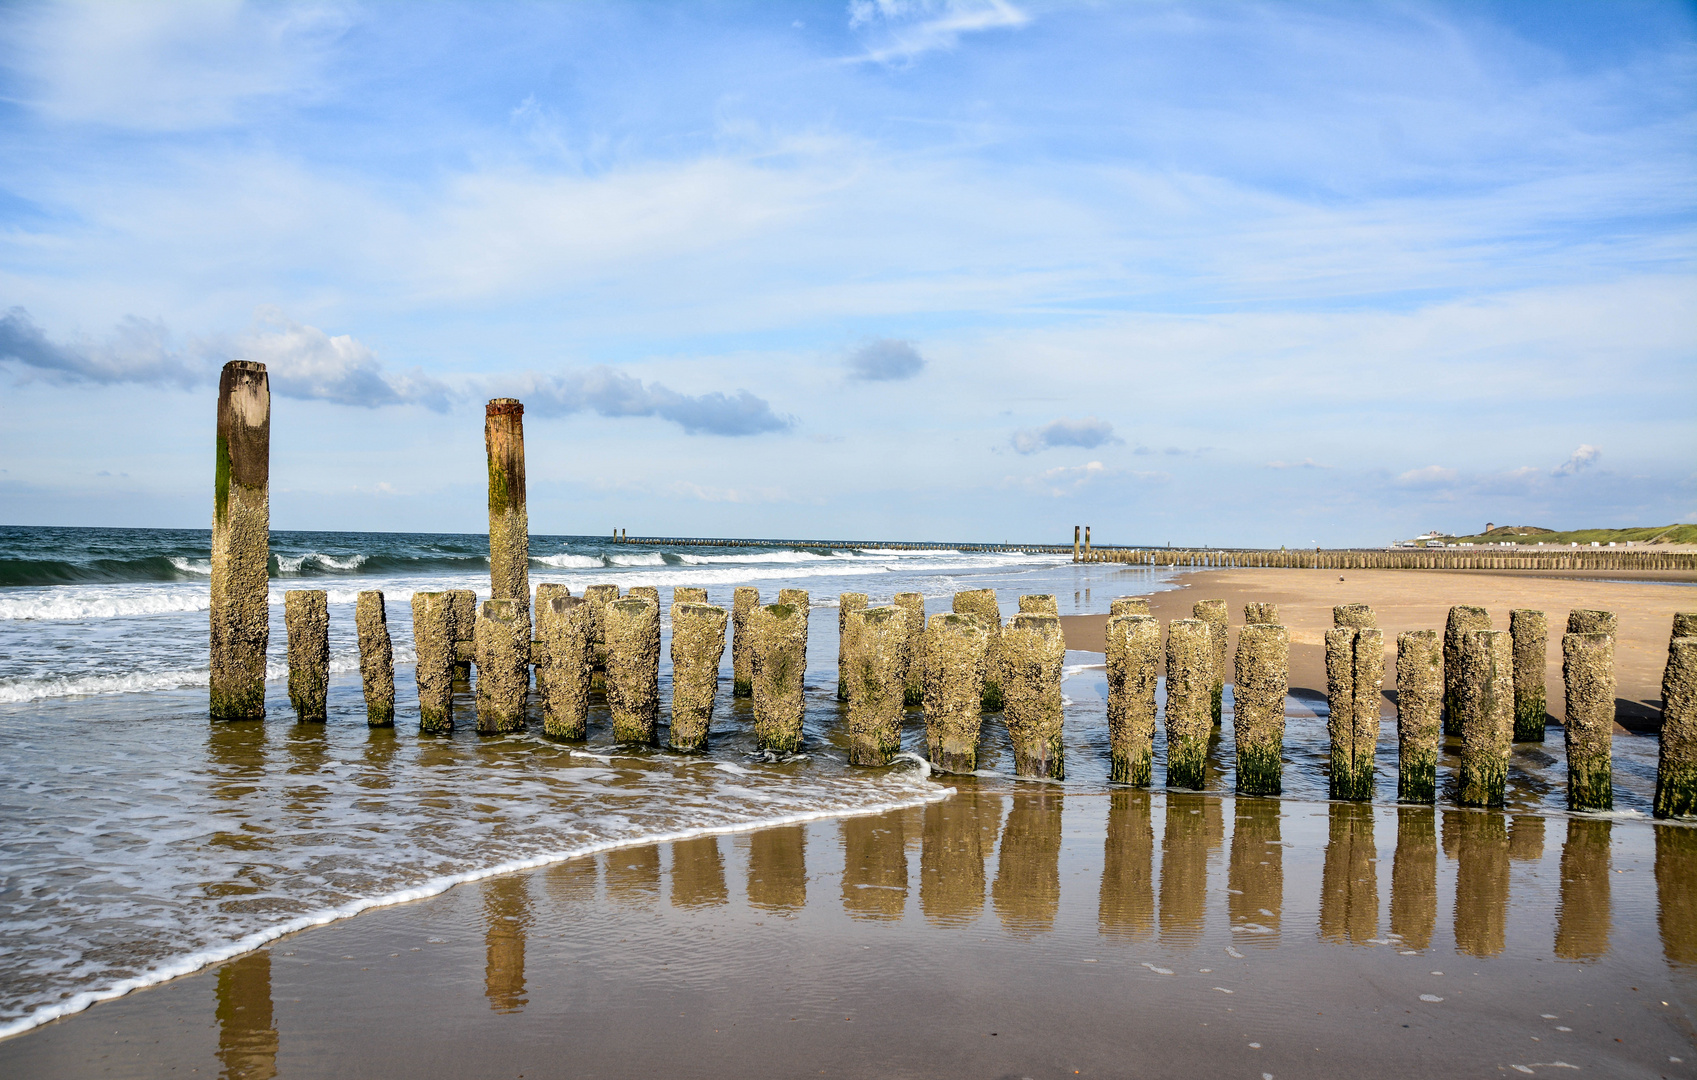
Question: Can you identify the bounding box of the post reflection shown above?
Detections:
[606,846,661,908]
[214,950,278,1080]
[993,791,1062,934]
[1227,797,1282,945]
[360,725,399,783]
[1656,825,1697,967]
[544,855,598,907]
[670,836,728,909]
[747,826,807,913]
[1319,803,1378,945]
[842,814,908,921]
[1099,789,1155,941]
[281,723,330,819]
[1159,793,1216,947]
[921,789,1002,926]
[1508,815,1545,863]
[206,721,273,863]
[1555,818,1611,962]
[1448,810,1510,958]
[483,876,531,1014]
[1390,807,1437,952]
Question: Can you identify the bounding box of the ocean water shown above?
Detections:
[0,526,1671,1042]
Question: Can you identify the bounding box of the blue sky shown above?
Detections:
[0,0,1692,545]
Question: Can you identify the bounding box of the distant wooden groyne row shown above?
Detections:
[1077,546,1697,571]
[617,534,1072,555]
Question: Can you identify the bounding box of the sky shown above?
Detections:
[0,0,1692,547]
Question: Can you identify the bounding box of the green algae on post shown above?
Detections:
[1001,612,1065,779]
[1193,599,1228,726]
[731,586,760,698]
[1562,631,1615,811]
[539,595,593,740]
[447,589,476,684]
[1325,628,1358,799]
[670,602,728,753]
[484,399,530,627]
[838,592,869,702]
[411,591,456,733]
[1657,636,1697,818]
[1509,609,1548,742]
[1105,614,1159,786]
[1443,606,1492,736]
[1232,623,1288,796]
[893,592,926,707]
[605,597,660,744]
[847,605,906,766]
[284,589,329,722]
[475,598,530,734]
[922,612,989,773]
[750,602,807,754]
[1164,618,1212,790]
[1457,630,1513,808]
[1395,630,1442,804]
[210,360,270,721]
[952,589,1003,712]
[355,590,395,726]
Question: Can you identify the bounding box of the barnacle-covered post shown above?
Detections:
[448,589,476,685]
[1233,623,1289,796]
[1510,609,1548,742]
[731,586,760,698]
[1193,599,1229,726]
[1457,630,1514,808]
[1243,602,1278,625]
[411,591,456,733]
[1395,630,1442,803]
[893,591,926,706]
[838,592,869,702]
[1164,619,1212,790]
[846,606,906,766]
[581,584,620,690]
[1111,597,1149,618]
[1656,633,1697,819]
[355,590,395,726]
[670,602,728,752]
[1106,614,1159,786]
[605,596,660,744]
[474,598,529,733]
[1562,631,1615,811]
[953,589,1003,711]
[538,595,593,740]
[1001,612,1065,779]
[751,602,808,753]
[1444,606,1491,736]
[923,612,988,772]
[284,589,329,722]
[210,360,270,720]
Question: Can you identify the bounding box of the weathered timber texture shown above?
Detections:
[1110,597,1150,618]
[893,592,926,707]
[837,592,869,702]
[532,583,570,696]
[1105,614,1159,786]
[355,590,394,726]
[1325,628,1357,799]
[673,587,708,605]
[412,592,456,733]
[1395,630,1443,803]
[485,399,530,626]
[284,589,329,722]
[731,587,760,698]
[1674,613,1697,639]
[1164,619,1212,790]
[475,598,529,734]
[778,588,810,617]
[1562,632,1615,811]
[1002,612,1065,779]
[1567,609,1617,637]
[1243,602,1278,626]
[627,586,660,605]
[605,597,660,744]
[1349,628,1385,800]
[1657,636,1697,818]
[582,584,621,689]
[1333,604,1376,629]
[1018,594,1058,616]
[210,360,270,720]
[670,602,728,752]
[1443,606,1492,736]
[1233,623,1288,796]
[923,612,988,773]
[1457,629,1514,808]
[445,590,475,684]
[750,603,807,754]
[953,589,1003,712]
[1509,609,1548,742]
[539,596,592,740]
[846,606,906,766]
[1193,599,1229,726]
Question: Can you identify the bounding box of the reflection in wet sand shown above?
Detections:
[483,876,531,1014]
[747,826,807,913]
[841,814,908,920]
[1555,817,1611,962]
[281,724,330,819]
[1448,811,1510,958]
[1099,789,1155,941]
[215,949,277,1080]
[1227,797,1282,945]
[920,790,1002,926]
[1508,815,1545,862]
[1159,793,1215,947]
[993,792,1062,934]
[1390,807,1437,952]
[1655,825,1697,967]
[1319,803,1377,945]
[207,722,268,802]
[544,855,598,908]
[606,846,661,908]
[359,726,399,784]
[671,836,728,909]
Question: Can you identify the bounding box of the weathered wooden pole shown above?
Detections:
[1019,594,1058,616]
[1164,618,1212,790]
[355,590,394,726]
[628,585,660,605]
[485,399,530,626]
[1444,606,1492,736]
[1333,604,1376,630]
[838,592,869,702]
[1233,622,1288,796]
[1111,597,1150,618]
[448,590,476,684]
[670,602,728,752]
[1106,613,1159,786]
[538,595,592,740]
[1395,630,1442,803]
[923,612,989,772]
[1193,599,1228,726]
[1656,633,1697,818]
[1562,631,1615,811]
[1073,525,1080,562]
[1002,612,1065,779]
[532,583,569,696]
[1457,629,1513,808]
[1084,525,1091,556]
[751,601,808,753]
[411,591,456,733]
[731,586,760,697]
[604,596,660,744]
[582,584,620,690]
[1326,626,1383,800]
[210,360,270,721]
[475,598,529,733]
[1243,602,1278,625]
[284,589,329,722]
[1567,609,1617,636]
[893,591,926,706]
[1509,609,1547,742]
[953,589,1003,711]
[673,587,708,604]
[846,606,907,765]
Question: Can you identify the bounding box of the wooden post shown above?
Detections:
[953,589,1003,711]
[751,602,807,753]
[893,592,926,707]
[1656,634,1697,818]
[1562,631,1614,811]
[284,590,328,722]
[1193,599,1228,726]
[355,590,394,726]
[605,597,660,744]
[1106,614,1159,786]
[731,586,759,697]
[1457,630,1513,808]
[1002,612,1065,779]
[1233,623,1288,796]
[846,606,907,765]
[1111,597,1150,617]
[1443,606,1492,736]
[1510,609,1547,742]
[210,360,270,720]
[670,602,728,752]
[838,592,869,702]
[412,591,456,733]
[485,399,530,631]
[581,584,620,690]
[1395,630,1442,803]
[475,598,529,733]
[1164,619,1212,790]
[448,589,476,684]
[923,612,989,772]
[538,595,592,740]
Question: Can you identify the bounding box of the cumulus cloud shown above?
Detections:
[220,307,452,410]
[1011,416,1121,454]
[1396,465,1459,487]
[845,338,925,381]
[1553,444,1600,476]
[514,367,792,436]
[847,0,1029,63]
[0,306,205,388]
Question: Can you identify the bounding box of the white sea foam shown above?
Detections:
[167,557,212,575]
[607,553,666,567]
[676,550,844,565]
[533,553,604,569]
[0,586,211,621]
[276,552,367,574]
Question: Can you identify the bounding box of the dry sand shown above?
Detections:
[1059,568,1693,729]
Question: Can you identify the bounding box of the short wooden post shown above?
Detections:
[1566,609,1616,636]
[539,595,592,740]
[1111,597,1149,618]
[1562,631,1614,811]
[605,597,660,744]
[1233,623,1288,796]
[355,590,394,726]
[1018,594,1058,616]
[411,591,456,733]
[1510,609,1547,742]
[1193,599,1228,726]
[1656,634,1697,818]
[837,592,869,702]
[923,612,989,772]
[1001,612,1065,779]
[751,602,807,753]
[1106,614,1159,786]
[475,598,529,733]
[670,602,728,752]
[1444,606,1492,736]
[893,592,926,706]
[582,584,621,690]
[847,606,907,765]
[1457,630,1513,807]
[731,586,760,698]
[285,590,329,722]
[953,589,1003,711]
[1243,602,1278,625]
[1333,604,1376,629]
[1395,630,1442,803]
[448,589,476,684]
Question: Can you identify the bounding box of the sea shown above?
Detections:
[0,525,1667,1041]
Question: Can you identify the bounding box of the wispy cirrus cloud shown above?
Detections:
[1265,458,1330,470]
[1011,416,1121,455]
[846,0,1028,64]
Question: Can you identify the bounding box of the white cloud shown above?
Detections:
[846,338,925,381]
[1397,465,1458,488]
[509,367,791,437]
[1553,444,1600,476]
[222,307,451,410]
[1011,417,1121,455]
[846,0,1028,63]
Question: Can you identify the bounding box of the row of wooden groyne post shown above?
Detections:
[207,363,1697,819]
[1074,542,1697,572]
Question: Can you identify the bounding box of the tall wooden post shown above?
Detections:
[210,360,270,720]
[486,398,530,629]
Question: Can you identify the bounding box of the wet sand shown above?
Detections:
[1059,568,1693,728]
[3,791,1693,1079]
